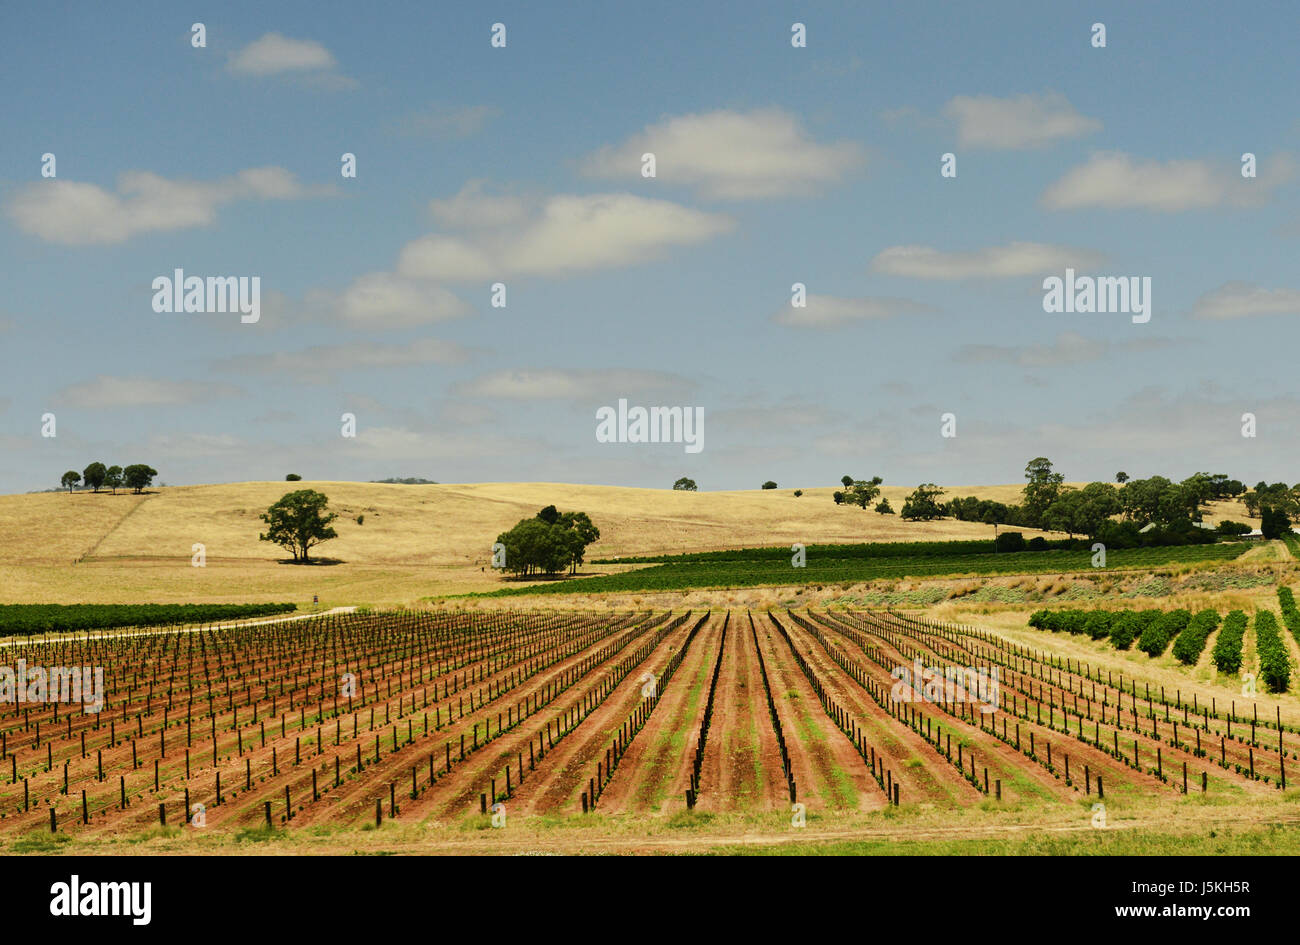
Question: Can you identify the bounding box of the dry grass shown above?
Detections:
[0,480,1060,607]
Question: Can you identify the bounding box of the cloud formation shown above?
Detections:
[943,92,1101,150]
[1042,152,1294,211]
[582,108,863,199]
[1192,282,1300,319]
[8,167,321,245]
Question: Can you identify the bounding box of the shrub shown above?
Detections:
[1211,611,1248,674]
[1137,609,1191,657]
[1171,609,1220,665]
[995,532,1026,553]
[1109,610,1142,650]
[1083,610,1114,640]
[1278,586,1300,645]
[1255,611,1291,692]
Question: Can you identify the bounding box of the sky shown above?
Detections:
[2,0,1299,494]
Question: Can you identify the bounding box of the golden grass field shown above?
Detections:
[0,480,1082,607]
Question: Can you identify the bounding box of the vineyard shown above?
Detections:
[487,542,1249,596]
[0,604,1289,843]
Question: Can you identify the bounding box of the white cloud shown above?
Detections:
[8,167,322,245]
[56,376,238,408]
[454,368,692,401]
[943,92,1101,150]
[227,33,336,75]
[215,339,468,382]
[581,108,864,199]
[1192,282,1300,319]
[871,241,1104,280]
[1041,151,1294,211]
[773,294,934,328]
[323,272,471,327]
[397,187,732,281]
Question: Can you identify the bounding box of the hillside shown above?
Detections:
[0,481,1257,606]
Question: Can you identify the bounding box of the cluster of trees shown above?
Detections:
[494,505,600,577]
[944,458,1268,542]
[832,475,885,510]
[60,463,158,495]
[828,457,1278,544]
[1243,482,1300,538]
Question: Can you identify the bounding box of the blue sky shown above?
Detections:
[2,0,1299,493]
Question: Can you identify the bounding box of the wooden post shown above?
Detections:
[995,779,1001,801]
[50,807,56,833]
[159,803,166,827]
[375,798,382,827]
[1097,776,1103,799]
[265,800,272,826]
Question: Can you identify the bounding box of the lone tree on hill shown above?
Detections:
[286,473,302,481]
[762,481,778,490]
[60,470,80,492]
[82,462,107,493]
[259,489,339,563]
[495,506,601,577]
[673,477,698,491]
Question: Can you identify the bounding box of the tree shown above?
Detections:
[1261,505,1292,540]
[673,477,697,491]
[258,489,338,563]
[104,465,123,494]
[537,505,560,525]
[1022,457,1064,527]
[832,491,845,505]
[286,473,302,481]
[82,462,107,493]
[875,498,894,515]
[1116,471,1129,484]
[901,484,946,521]
[60,471,80,492]
[845,476,884,509]
[557,511,601,573]
[123,464,158,494]
[761,481,778,490]
[1048,482,1121,537]
[841,475,854,489]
